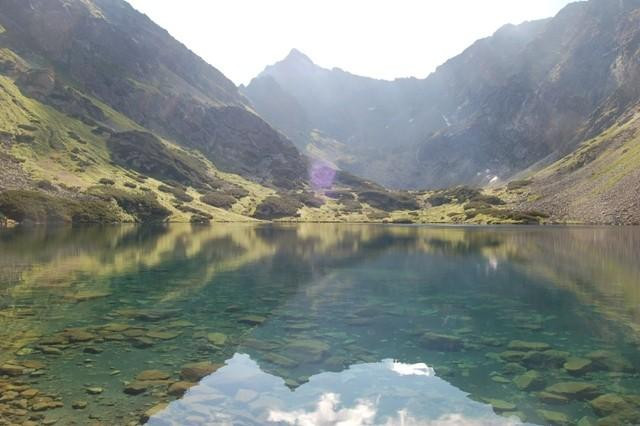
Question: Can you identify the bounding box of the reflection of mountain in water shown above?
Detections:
[149,354,523,426]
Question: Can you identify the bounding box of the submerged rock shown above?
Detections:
[123,381,147,395]
[146,330,180,340]
[136,370,171,381]
[507,341,551,351]
[63,329,96,343]
[238,315,266,325]
[85,387,103,395]
[180,362,221,382]
[71,400,87,409]
[513,370,544,391]
[207,332,227,346]
[537,409,570,425]
[483,398,516,413]
[167,381,195,396]
[589,393,638,416]
[522,350,569,368]
[586,350,634,372]
[0,364,25,376]
[537,391,569,405]
[419,332,464,352]
[141,402,168,423]
[499,351,527,362]
[283,339,330,362]
[563,357,592,375]
[544,382,599,400]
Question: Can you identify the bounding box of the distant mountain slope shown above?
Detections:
[244,0,640,190]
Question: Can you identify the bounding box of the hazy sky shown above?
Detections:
[126,0,577,85]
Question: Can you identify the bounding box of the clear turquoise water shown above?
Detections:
[0,224,639,425]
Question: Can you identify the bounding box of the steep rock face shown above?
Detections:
[244,0,640,189]
[0,0,306,188]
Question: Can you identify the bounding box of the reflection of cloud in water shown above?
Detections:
[148,354,526,426]
[269,392,376,425]
[387,360,434,377]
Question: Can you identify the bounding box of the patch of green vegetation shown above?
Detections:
[289,191,324,208]
[253,195,302,220]
[200,192,237,209]
[87,186,170,222]
[0,190,120,224]
[358,190,419,211]
[98,178,115,185]
[157,184,193,202]
[464,206,548,224]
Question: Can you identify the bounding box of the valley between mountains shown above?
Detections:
[1,0,640,226]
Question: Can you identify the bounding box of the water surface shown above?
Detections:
[0,224,639,425]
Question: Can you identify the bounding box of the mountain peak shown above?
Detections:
[284,48,313,64]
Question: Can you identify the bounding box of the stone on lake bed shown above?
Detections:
[123,381,147,395]
[146,330,180,340]
[207,332,227,346]
[101,323,132,332]
[0,364,25,376]
[499,351,527,362]
[537,409,570,425]
[586,350,634,372]
[131,337,154,348]
[513,370,544,391]
[564,357,592,375]
[419,332,464,352]
[589,393,636,416]
[544,382,599,400]
[522,350,569,368]
[136,370,171,381]
[537,391,569,405]
[122,328,146,337]
[167,381,195,396]
[141,403,168,423]
[483,398,516,413]
[283,339,330,362]
[63,329,96,342]
[83,346,102,354]
[71,400,87,409]
[180,361,222,382]
[507,340,551,351]
[238,315,266,325]
[85,387,103,395]
[21,388,39,398]
[263,353,299,368]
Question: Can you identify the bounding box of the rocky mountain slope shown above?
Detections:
[2,0,514,225]
[243,0,640,192]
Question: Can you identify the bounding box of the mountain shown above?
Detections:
[243,0,640,192]
[0,0,457,225]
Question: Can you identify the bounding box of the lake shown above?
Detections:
[0,224,639,425]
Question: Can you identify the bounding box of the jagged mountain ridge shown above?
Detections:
[243,0,640,190]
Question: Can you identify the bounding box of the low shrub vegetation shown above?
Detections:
[358,190,419,211]
[200,192,237,209]
[253,195,302,220]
